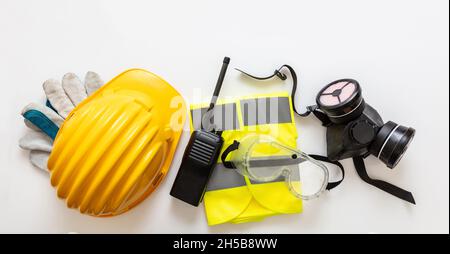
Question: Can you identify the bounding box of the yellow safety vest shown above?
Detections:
[189,92,302,225]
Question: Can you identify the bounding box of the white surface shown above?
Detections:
[0,0,448,234]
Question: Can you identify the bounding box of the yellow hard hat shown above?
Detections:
[47,69,186,217]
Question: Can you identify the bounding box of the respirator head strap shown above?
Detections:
[236,64,311,117]
[300,105,333,127]
[235,65,332,127]
[353,156,416,204]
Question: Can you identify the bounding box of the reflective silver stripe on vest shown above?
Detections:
[241,97,292,126]
[248,155,306,168]
[206,163,247,191]
[191,103,239,131]
[206,162,301,192]
[190,97,292,132]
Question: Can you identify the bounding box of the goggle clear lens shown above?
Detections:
[232,136,329,200]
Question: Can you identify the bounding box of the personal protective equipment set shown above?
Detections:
[19,57,415,223]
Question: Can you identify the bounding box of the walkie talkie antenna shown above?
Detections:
[201,57,230,131]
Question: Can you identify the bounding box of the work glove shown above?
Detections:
[19,72,103,171]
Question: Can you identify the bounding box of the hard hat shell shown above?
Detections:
[47,69,187,217]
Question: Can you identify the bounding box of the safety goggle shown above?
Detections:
[222,135,332,200]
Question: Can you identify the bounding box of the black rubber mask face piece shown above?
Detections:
[315,79,416,204]
[316,79,415,169]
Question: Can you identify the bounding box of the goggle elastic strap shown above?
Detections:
[221,140,240,169]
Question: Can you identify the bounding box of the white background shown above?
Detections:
[0,0,448,233]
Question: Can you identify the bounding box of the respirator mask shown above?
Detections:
[235,66,416,204]
[311,79,415,169]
